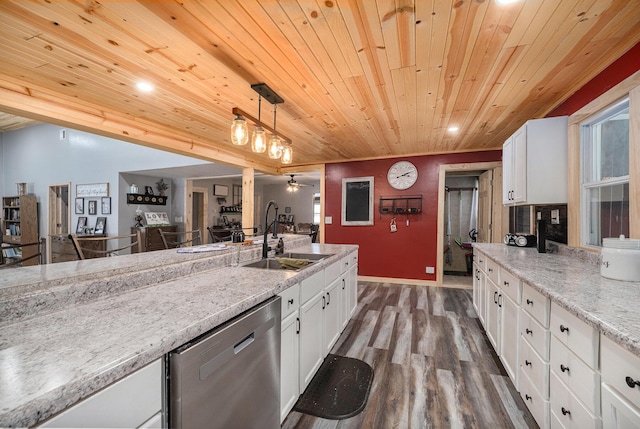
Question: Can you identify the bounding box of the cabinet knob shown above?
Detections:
[560,325,570,333]
[561,407,571,416]
[503,281,509,287]
[525,329,533,335]
[625,376,640,389]
[525,360,532,367]
[288,298,294,305]
[560,364,570,373]
[488,268,493,272]
[525,394,532,401]
[526,299,533,305]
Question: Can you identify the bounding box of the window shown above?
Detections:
[312,193,321,224]
[581,97,630,246]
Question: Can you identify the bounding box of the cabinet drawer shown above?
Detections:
[601,383,640,429]
[550,336,601,414]
[520,338,550,399]
[300,270,325,303]
[486,258,499,285]
[474,250,487,271]
[601,335,640,411]
[279,283,300,319]
[520,310,550,360]
[500,268,521,303]
[325,260,341,285]
[550,370,602,429]
[520,369,550,429]
[340,255,351,274]
[550,302,598,369]
[522,283,550,328]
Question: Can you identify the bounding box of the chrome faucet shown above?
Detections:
[262,200,279,259]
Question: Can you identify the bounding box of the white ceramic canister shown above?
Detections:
[601,235,640,282]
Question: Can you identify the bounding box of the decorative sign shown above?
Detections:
[144,212,171,226]
[76,183,109,197]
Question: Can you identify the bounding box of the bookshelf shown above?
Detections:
[2,195,39,266]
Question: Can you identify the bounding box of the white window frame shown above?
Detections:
[580,97,630,248]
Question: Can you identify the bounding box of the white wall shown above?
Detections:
[262,183,318,227]
[1,123,210,238]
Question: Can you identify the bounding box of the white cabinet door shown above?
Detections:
[503,136,514,204]
[500,292,520,389]
[512,125,527,203]
[340,274,349,330]
[602,384,640,429]
[486,279,501,351]
[473,263,486,326]
[280,311,299,423]
[324,278,341,354]
[299,290,325,392]
[348,264,358,318]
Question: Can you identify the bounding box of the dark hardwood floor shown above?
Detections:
[282,281,538,429]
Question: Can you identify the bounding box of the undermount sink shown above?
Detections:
[279,252,333,261]
[243,258,313,271]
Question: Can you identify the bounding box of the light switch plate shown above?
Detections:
[325,216,332,224]
[551,209,560,224]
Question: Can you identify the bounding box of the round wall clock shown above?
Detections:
[387,161,418,190]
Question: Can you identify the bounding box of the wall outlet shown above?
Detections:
[175,216,183,223]
[325,216,332,225]
[426,266,435,274]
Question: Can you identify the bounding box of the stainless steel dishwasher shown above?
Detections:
[168,296,281,429]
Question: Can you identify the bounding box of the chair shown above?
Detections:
[310,224,319,243]
[207,226,232,243]
[69,232,142,260]
[0,239,44,268]
[159,229,202,249]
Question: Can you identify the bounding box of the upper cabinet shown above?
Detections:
[502,116,568,205]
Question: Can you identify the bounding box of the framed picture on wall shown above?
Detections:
[88,200,97,215]
[75,198,84,214]
[76,217,87,234]
[94,217,106,235]
[101,197,111,214]
[287,215,294,223]
[213,185,229,196]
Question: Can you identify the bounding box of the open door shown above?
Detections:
[48,183,71,263]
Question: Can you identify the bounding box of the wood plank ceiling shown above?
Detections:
[0,0,639,172]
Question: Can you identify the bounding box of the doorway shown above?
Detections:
[47,183,71,263]
[191,187,208,243]
[436,162,505,287]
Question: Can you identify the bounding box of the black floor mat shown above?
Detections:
[293,354,374,420]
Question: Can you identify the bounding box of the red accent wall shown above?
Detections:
[325,151,501,280]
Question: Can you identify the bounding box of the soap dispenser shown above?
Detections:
[276,238,284,255]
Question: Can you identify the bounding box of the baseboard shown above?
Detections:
[357,275,437,287]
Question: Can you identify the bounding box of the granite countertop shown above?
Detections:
[474,243,640,358]
[0,236,357,427]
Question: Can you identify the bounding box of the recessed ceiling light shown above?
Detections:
[135,81,154,92]
[448,126,459,133]
[495,0,520,4]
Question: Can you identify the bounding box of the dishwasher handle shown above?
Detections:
[234,332,255,355]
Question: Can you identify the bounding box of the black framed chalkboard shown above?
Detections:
[341,177,374,225]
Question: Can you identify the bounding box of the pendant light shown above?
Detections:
[251,95,267,153]
[281,141,293,164]
[268,104,283,159]
[230,114,248,146]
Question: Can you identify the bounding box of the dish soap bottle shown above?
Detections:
[276,238,284,255]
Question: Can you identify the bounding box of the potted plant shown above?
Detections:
[155,178,169,196]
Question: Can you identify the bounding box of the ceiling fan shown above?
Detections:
[286,174,312,192]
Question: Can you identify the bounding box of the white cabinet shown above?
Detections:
[324,277,341,355]
[601,335,640,429]
[502,116,568,205]
[472,250,487,326]
[278,283,300,422]
[299,271,326,392]
[486,277,501,351]
[39,359,163,428]
[340,251,359,329]
[501,292,520,388]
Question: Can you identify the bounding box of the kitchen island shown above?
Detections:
[0,235,357,427]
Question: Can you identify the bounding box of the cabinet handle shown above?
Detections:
[525,360,532,367]
[525,329,533,335]
[326,292,331,306]
[498,294,502,308]
[503,281,509,287]
[288,298,294,305]
[561,407,571,416]
[322,295,326,310]
[526,299,533,305]
[625,376,640,389]
[342,278,346,290]
[560,364,570,373]
[296,317,300,334]
[525,394,532,401]
[488,268,493,273]
[494,291,498,304]
[560,325,570,333]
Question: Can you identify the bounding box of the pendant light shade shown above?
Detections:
[251,125,267,153]
[268,134,282,159]
[281,141,293,164]
[231,114,248,145]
